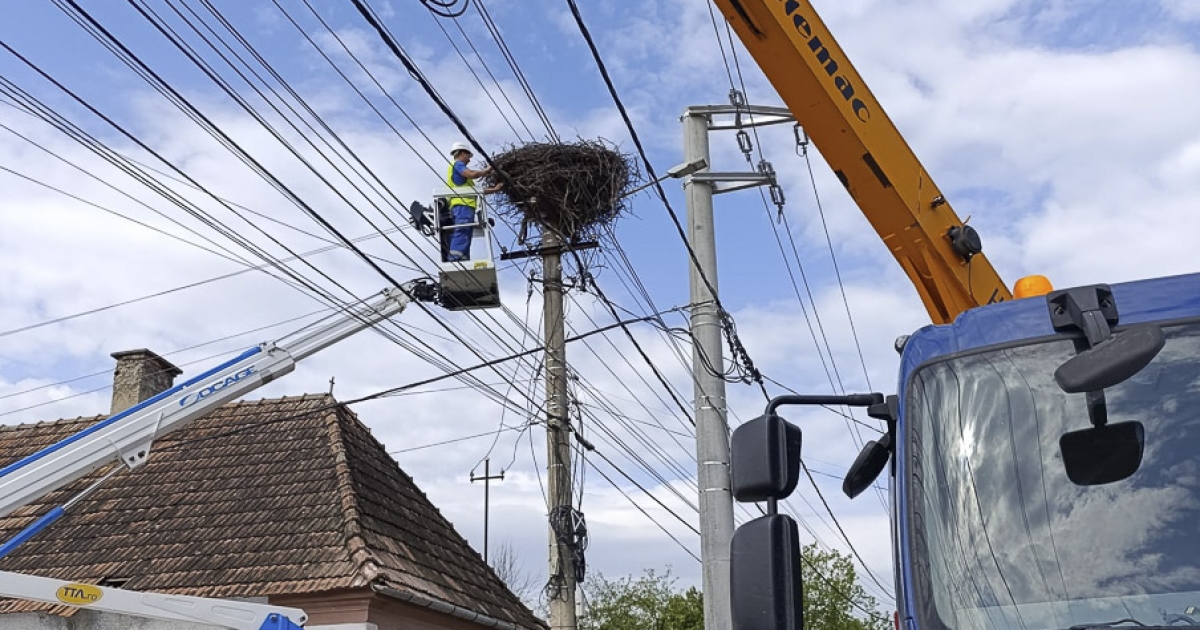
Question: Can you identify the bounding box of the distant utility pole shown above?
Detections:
[471,458,505,564]
[681,100,794,630]
[542,229,577,630]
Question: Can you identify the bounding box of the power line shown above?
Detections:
[429,13,526,140]
[281,0,445,178]
[713,14,891,521]
[448,15,536,140]
[0,227,426,339]
[340,0,722,491]
[578,445,700,563]
[113,0,421,292]
[472,0,558,141]
[3,4,795,593]
[348,0,496,165]
[334,2,699,517]
[419,0,472,19]
[0,35,369,318]
[800,463,894,596]
[7,12,628,537]
[49,0,552,429]
[563,0,764,391]
[796,146,875,391]
[3,42,540,443]
[389,425,524,454]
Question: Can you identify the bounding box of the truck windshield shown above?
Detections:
[908,321,1200,630]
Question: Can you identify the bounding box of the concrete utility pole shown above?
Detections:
[683,110,735,630]
[681,103,794,630]
[542,230,577,630]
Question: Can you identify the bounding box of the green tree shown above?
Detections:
[579,544,889,630]
[580,568,702,630]
[662,586,703,630]
[801,542,890,630]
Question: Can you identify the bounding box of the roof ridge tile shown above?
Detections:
[0,415,104,432]
[320,403,383,586]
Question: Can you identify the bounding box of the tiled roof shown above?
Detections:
[0,394,544,629]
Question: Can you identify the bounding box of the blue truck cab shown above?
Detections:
[731,273,1200,630]
[892,272,1200,630]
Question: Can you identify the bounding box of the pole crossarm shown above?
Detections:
[687,171,775,195]
[499,241,599,261]
[682,104,795,130]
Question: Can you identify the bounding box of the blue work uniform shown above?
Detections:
[446,160,477,262]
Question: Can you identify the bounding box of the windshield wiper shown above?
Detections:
[1068,619,1147,630]
[1069,623,1200,630]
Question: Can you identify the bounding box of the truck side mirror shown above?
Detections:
[730,414,804,630]
[729,393,883,630]
[843,396,897,499]
[731,514,803,630]
[731,414,802,502]
[843,433,891,499]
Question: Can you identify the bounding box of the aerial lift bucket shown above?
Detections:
[426,190,501,311]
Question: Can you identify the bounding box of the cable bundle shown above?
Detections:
[420,0,472,19]
[484,140,636,239]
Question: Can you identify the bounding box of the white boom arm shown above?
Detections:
[0,280,436,629]
[0,570,307,629]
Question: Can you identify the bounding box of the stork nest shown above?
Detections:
[483,140,637,238]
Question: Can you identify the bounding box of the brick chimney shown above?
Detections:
[110,349,182,415]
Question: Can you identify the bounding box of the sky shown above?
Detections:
[2,0,1200,618]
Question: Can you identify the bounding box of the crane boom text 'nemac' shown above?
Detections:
[781,0,871,122]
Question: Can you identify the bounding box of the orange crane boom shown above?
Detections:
[712,0,1012,324]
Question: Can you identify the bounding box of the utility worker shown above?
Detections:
[445,141,500,262]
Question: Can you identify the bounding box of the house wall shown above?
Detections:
[272,588,521,630]
[368,596,505,630]
[272,588,374,626]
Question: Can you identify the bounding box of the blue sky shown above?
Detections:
[3,0,1200,616]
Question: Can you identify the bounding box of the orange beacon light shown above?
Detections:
[1014,275,1054,299]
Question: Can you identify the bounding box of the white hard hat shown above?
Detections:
[449,141,472,156]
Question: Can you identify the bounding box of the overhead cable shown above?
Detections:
[563,0,764,391]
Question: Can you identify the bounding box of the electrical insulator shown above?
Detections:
[737,129,753,162]
[729,88,747,109]
[793,124,809,156]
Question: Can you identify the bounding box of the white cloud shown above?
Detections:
[1160,0,1200,21]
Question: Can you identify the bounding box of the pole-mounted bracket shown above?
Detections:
[499,240,599,261]
[1048,284,1118,348]
[686,171,775,195]
[683,104,795,130]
